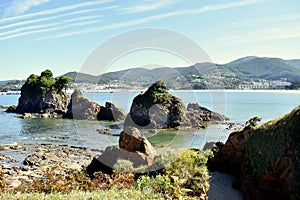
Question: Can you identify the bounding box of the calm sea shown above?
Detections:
[0,90,299,150]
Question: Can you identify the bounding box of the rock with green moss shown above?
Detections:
[125,81,190,129]
[13,70,71,114]
[125,80,227,129]
[208,106,300,200]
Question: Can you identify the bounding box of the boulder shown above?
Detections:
[97,102,126,121]
[86,146,153,175]
[208,106,300,200]
[119,126,156,155]
[63,90,100,120]
[86,126,156,175]
[124,81,191,129]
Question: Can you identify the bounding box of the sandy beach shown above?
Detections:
[207,172,243,200]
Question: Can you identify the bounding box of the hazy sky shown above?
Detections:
[0,0,299,80]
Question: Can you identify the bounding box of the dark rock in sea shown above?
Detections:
[15,89,70,115]
[97,102,126,121]
[64,90,100,120]
[86,126,156,175]
[207,106,300,200]
[124,80,227,129]
[64,90,126,121]
[5,105,17,113]
[125,81,193,129]
[96,128,112,135]
[187,103,228,127]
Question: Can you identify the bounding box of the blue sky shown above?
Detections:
[0,0,300,80]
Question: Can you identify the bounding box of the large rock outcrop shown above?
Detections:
[208,106,300,200]
[125,80,227,129]
[15,90,70,114]
[98,102,126,121]
[187,103,228,128]
[8,70,71,115]
[64,90,126,121]
[63,90,100,120]
[86,126,156,175]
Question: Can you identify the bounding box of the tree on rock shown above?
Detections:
[55,76,73,92]
[13,69,72,114]
[40,69,53,79]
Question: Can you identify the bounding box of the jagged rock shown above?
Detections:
[86,126,156,175]
[119,126,156,155]
[15,90,70,114]
[208,106,300,200]
[187,103,228,125]
[125,81,227,129]
[124,81,191,129]
[5,105,17,113]
[64,90,125,121]
[63,90,100,120]
[97,102,126,121]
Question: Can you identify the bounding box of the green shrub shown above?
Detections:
[21,70,72,97]
[113,159,134,173]
[164,149,211,197]
[135,175,171,195]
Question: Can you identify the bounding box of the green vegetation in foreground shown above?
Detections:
[0,149,212,199]
[0,189,164,200]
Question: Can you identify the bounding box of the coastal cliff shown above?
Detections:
[208,106,300,199]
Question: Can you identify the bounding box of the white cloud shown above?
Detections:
[4,0,50,17]
[0,7,112,31]
[0,20,103,41]
[0,15,103,37]
[1,0,115,23]
[216,23,300,45]
[118,0,173,14]
[0,0,264,41]
[39,0,264,40]
[192,0,265,14]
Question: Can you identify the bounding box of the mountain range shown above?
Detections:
[62,56,300,89]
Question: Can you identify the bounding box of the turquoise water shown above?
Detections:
[0,91,299,149]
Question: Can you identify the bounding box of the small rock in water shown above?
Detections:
[96,128,112,135]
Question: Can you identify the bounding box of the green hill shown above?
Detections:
[225,56,300,81]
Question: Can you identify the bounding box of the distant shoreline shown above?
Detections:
[1,89,300,95]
